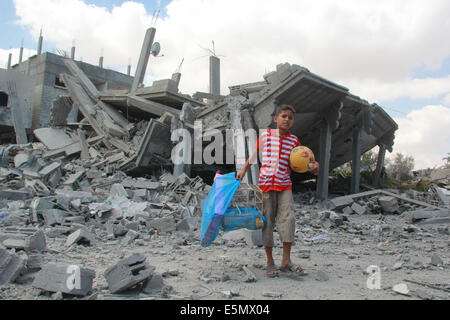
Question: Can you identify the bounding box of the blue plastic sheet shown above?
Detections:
[222,207,267,232]
[201,172,241,247]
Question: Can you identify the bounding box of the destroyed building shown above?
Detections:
[0,50,134,144]
[0,26,400,201]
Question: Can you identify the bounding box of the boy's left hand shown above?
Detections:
[310,161,320,176]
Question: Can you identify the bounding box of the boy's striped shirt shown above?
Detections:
[256,129,301,192]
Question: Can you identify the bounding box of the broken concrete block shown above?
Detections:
[14,153,30,168]
[0,228,46,252]
[326,196,354,210]
[21,252,42,273]
[132,189,150,201]
[411,209,449,223]
[351,203,367,215]
[142,273,165,295]
[342,206,354,215]
[111,184,129,198]
[34,128,77,150]
[329,211,344,226]
[0,246,26,285]
[66,229,96,247]
[47,170,62,188]
[378,196,399,214]
[244,229,263,247]
[0,189,33,201]
[32,263,96,296]
[103,253,154,294]
[176,218,190,232]
[30,198,54,223]
[106,222,128,238]
[147,217,176,233]
[63,170,86,187]
[392,283,409,296]
[70,199,82,211]
[42,209,70,226]
[430,253,443,266]
[121,229,139,245]
[38,162,62,179]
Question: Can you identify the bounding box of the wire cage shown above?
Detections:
[223,182,265,230]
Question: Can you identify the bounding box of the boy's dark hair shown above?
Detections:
[275,104,296,116]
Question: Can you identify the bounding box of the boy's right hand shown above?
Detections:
[236,171,245,180]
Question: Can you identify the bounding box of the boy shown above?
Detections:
[236,104,319,277]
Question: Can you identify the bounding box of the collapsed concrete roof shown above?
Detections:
[231,63,398,168]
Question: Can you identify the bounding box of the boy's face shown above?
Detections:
[274,109,294,131]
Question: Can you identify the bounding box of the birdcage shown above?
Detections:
[222,182,266,231]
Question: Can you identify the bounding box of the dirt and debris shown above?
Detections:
[0,142,449,300]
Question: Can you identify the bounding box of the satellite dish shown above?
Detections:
[151,42,161,57]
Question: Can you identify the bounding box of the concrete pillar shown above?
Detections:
[316,101,343,201]
[37,30,43,55]
[351,126,361,194]
[131,27,156,93]
[173,103,195,177]
[127,64,132,76]
[7,53,12,69]
[19,46,24,64]
[373,143,386,186]
[317,119,332,200]
[99,56,104,68]
[171,72,181,89]
[209,56,220,96]
[241,109,259,185]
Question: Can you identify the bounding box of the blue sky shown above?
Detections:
[0,0,449,169]
[0,0,170,50]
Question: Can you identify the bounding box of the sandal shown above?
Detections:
[265,264,279,278]
[279,262,307,276]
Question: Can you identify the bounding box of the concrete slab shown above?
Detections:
[327,197,354,210]
[34,128,76,150]
[0,246,26,285]
[0,228,46,252]
[103,254,154,294]
[66,229,96,247]
[32,263,96,296]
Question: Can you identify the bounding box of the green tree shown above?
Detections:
[443,153,450,168]
[386,153,415,181]
[361,149,378,171]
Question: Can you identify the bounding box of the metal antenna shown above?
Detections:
[175,58,185,73]
[151,9,160,26]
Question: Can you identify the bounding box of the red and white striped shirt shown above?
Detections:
[256,129,301,193]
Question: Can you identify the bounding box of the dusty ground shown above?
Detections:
[0,200,449,301]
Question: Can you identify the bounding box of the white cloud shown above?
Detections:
[10,0,450,98]
[443,93,450,106]
[391,105,450,170]
[343,76,450,103]
[0,47,37,69]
